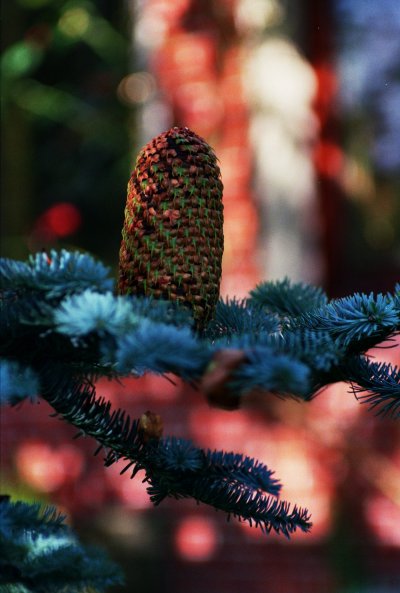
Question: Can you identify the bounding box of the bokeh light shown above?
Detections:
[58,7,91,38]
[117,72,157,106]
[105,461,152,510]
[366,494,400,546]
[35,202,82,238]
[15,441,84,492]
[1,41,43,78]
[174,516,219,562]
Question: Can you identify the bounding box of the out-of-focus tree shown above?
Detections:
[1,0,131,265]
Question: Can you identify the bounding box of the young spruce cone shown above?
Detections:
[118,127,224,328]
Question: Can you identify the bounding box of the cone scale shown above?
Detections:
[118,127,224,328]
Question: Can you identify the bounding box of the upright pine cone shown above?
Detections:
[118,127,224,328]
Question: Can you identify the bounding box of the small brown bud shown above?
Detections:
[139,411,164,443]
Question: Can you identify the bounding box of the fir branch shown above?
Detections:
[155,436,204,472]
[2,251,398,406]
[113,319,210,378]
[0,500,66,541]
[1,290,49,348]
[141,441,281,499]
[0,499,123,592]
[42,372,143,455]
[1,249,398,541]
[0,249,113,298]
[230,346,311,398]
[293,293,399,351]
[202,449,281,496]
[204,297,280,341]
[21,544,122,591]
[146,475,311,537]
[274,329,341,372]
[249,277,328,316]
[39,371,311,537]
[54,291,194,340]
[346,356,400,418]
[54,289,139,337]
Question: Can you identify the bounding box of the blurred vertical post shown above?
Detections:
[241,0,324,285]
[306,0,346,296]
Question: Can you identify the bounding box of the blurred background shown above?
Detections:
[1,1,400,592]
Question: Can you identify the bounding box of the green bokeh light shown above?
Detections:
[1,42,43,79]
[58,7,91,38]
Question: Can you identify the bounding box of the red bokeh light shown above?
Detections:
[314,141,343,178]
[175,516,219,561]
[34,202,82,239]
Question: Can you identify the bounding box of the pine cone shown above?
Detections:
[118,127,224,328]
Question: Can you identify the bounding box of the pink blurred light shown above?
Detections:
[104,460,152,510]
[175,516,219,561]
[366,494,400,546]
[101,374,181,405]
[259,432,332,540]
[189,406,252,450]
[223,201,258,250]
[144,373,181,402]
[95,377,122,408]
[309,382,363,445]
[15,441,84,492]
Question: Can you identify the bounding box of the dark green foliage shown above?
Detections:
[0,498,123,592]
